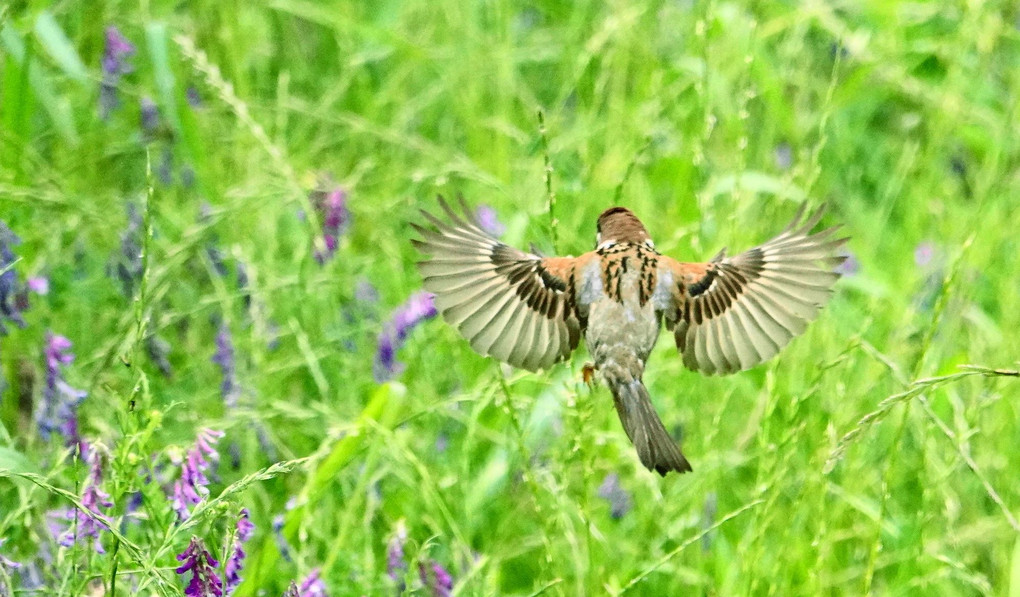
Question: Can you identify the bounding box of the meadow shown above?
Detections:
[1,1,1020,595]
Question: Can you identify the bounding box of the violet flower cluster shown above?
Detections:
[140,97,160,135]
[311,186,349,264]
[115,203,143,298]
[99,26,135,119]
[373,292,437,382]
[271,497,297,563]
[0,221,26,335]
[57,446,113,552]
[418,562,453,597]
[283,569,327,597]
[597,473,632,519]
[386,522,453,596]
[223,508,254,594]
[474,205,505,237]
[37,333,87,453]
[385,522,408,587]
[212,324,240,409]
[171,428,224,520]
[176,537,223,597]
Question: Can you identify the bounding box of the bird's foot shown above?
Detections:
[582,362,597,387]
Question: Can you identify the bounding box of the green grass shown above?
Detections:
[2,1,1020,595]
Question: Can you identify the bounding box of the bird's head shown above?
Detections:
[595,207,652,249]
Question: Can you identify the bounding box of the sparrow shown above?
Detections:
[412,198,846,475]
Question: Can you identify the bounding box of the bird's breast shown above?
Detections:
[583,269,662,366]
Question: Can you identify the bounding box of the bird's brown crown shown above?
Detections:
[596,207,651,245]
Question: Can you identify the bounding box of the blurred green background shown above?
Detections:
[1,1,1019,595]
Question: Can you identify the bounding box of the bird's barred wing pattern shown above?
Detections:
[411,197,583,371]
[659,205,847,375]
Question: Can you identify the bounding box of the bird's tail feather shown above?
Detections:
[609,379,692,475]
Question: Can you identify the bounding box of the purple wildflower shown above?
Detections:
[418,561,453,597]
[283,567,326,595]
[392,292,437,343]
[835,249,859,276]
[171,428,224,520]
[383,522,453,595]
[140,97,160,136]
[914,241,937,268]
[272,497,297,562]
[157,147,175,185]
[223,508,254,594]
[99,26,135,119]
[475,205,505,237]
[212,324,240,409]
[115,203,143,297]
[58,446,113,552]
[26,276,49,295]
[0,221,26,335]
[373,292,438,382]
[123,490,145,529]
[38,332,87,452]
[310,187,349,264]
[284,568,327,597]
[176,537,223,597]
[272,514,290,562]
[597,473,632,519]
[374,333,399,380]
[386,521,408,586]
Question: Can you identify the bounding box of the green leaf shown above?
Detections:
[0,446,40,475]
[145,22,182,134]
[303,381,406,500]
[34,11,88,84]
[0,24,79,144]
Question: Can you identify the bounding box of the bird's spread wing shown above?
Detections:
[658,205,847,375]
[412,197,582,371]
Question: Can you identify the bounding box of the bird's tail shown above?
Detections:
[608,378,692,475]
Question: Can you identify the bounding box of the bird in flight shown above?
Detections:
[412,198,846,475]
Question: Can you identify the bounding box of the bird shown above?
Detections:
[411,197,847,475]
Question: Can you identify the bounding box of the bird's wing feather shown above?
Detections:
[412,197,583,371]
[660,204,847,375]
